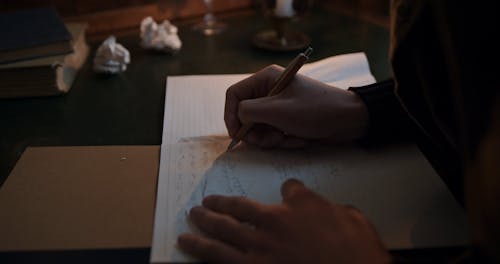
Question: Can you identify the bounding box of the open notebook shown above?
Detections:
[150,53,467,263]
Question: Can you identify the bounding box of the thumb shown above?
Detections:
[281,179,309,203]
[238,96,284,125]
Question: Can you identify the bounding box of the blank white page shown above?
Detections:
[162,74,249,144]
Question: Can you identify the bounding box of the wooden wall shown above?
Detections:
[0,0,389,38]
[1,0,253,37]
[323,0,390,27]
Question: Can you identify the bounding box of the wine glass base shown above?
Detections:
[192,22,226,36]
[252,29,311,52]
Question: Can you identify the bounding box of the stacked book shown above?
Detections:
[0,7,89,98]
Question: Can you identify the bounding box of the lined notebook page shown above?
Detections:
[151,137,467,263]
[162,74,248,144]
[151,53,466,263]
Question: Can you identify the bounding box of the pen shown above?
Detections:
[226,47,313,151]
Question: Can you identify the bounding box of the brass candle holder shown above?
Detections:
[253,0,313,51]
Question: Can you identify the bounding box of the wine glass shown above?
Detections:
[192,0,226,36]
[253,0,314,51]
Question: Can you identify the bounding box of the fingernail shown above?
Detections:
[189,206,205,217]
[202,194,217,205]
[285,178,304,185]
[177,234,193,248]
[177,234,187,243]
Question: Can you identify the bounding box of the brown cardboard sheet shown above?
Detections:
[0,146,159,251]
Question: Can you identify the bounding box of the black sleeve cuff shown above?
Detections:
[348,79,412,144]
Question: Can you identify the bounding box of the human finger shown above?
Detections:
[227,65,284,101]
[243,126,307,149]
[224,65,283,137]
[177,233,242,263]
[238,94,306,138]
[242,124,285,148]
[189,206,257,248]
[280,179,315,204]
[343,204,381,236]
[279,136,308,149]
[343,204,363,216]
[343,204,388,251]
[237,96,282,126]
[225,88,241,137]
[202,195,290,236]
[203,195,267,225]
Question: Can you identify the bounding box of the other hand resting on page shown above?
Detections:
[178,179,390,264]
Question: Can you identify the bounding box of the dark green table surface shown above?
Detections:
[0,8,465,264]
[0,9,391,186]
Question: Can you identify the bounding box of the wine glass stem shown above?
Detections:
[276,18,288,46]
[204,0,216,25]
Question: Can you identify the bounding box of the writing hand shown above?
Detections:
[224,65,369,148]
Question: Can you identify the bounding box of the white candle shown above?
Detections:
[274,0,295,17]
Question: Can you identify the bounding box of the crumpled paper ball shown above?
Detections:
[140,16,182,53]
[93,36,130,74]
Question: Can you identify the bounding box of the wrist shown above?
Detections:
[343,91,369,140]
[320,89,369,143]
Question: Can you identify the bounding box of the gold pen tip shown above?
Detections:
[303,47,313,57]
[226,140,239,152]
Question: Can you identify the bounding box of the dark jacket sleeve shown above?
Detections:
[348,79,413,144]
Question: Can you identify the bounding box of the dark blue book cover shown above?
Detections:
[0,7,72,52]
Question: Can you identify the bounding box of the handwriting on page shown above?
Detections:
[196,146,340,202]
[159,136,467,263]
[174,137,339,207]
[165,137,340,251]
[151,72,467,263]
